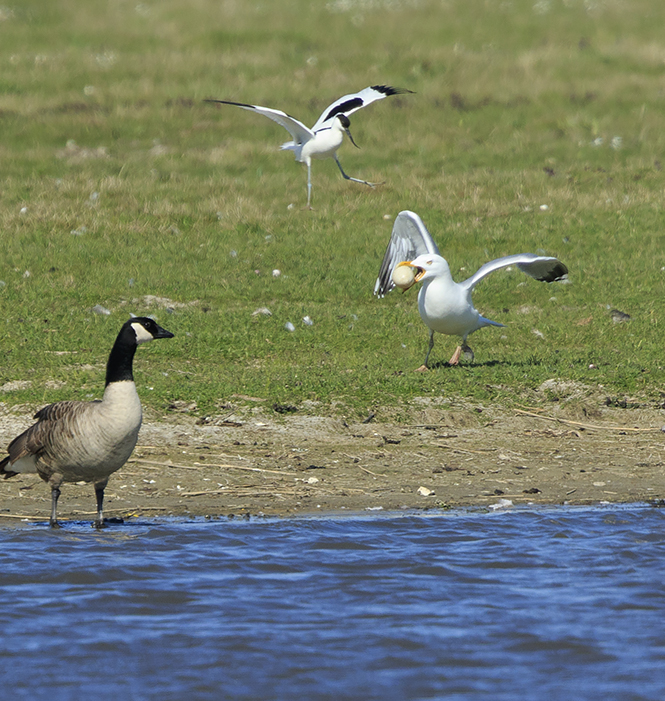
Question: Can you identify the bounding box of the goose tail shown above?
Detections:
[0,456,18,479]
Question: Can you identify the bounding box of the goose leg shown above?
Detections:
[93,480,108,529]
[416,330,435,372]
[333,154,381,187]
[49,486,62,529]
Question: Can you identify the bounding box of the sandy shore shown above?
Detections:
[0,398,664,524]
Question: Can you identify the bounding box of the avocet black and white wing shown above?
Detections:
[204,99,314,146]
[312,85,413,132]
[459,253,568,292]
[374,210,440,298]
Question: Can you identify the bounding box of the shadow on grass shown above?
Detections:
[427,359,504,370]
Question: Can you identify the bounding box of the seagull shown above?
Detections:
[205,85,413,208]
[374,210,568,370]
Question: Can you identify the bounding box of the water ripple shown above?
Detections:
[1,505,665,700]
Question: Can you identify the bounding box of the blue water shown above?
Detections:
[1,505,664,700]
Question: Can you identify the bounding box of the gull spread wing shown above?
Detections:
[205,99,314,146]
[459,253,568,292]
[374,210,440,298]
[312,85,413,132]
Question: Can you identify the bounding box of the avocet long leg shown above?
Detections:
[306,160,313,208]
[333,154,380,188]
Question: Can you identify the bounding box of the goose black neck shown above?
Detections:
[105,325,137,385]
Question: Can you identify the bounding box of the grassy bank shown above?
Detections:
[0,0,663,420]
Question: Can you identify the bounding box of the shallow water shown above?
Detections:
[1,505,664,700]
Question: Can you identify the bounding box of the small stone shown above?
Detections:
[302,315,313,326]
[610,309,631,323]
[284,322,296,332]
[251,307,272,317]
[489,498,513,511]
[92,304,111,315]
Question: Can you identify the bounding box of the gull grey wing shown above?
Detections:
[205,99,314,145]
[459,253,568,291]
[374,210,439,298]
[312,85,413,131]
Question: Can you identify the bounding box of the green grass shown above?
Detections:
[1,0,664,420]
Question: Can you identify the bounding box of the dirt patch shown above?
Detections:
[0,400,664,524]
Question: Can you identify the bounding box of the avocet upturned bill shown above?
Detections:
[374,210,568,370]
[205,85,413,208]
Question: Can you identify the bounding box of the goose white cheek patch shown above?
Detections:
[131,323,155,345]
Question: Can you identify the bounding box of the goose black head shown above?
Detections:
[336,114,360,149]
[128,317,175,345]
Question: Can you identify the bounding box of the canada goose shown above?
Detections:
[0,317,174,528]
[375,211,568,369]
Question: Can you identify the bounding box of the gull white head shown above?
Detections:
[401,253,451,283]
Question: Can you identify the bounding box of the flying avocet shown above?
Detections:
[205,85,413,208]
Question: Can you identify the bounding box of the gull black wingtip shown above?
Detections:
[548,262,569,283]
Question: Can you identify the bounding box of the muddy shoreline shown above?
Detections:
[1,397,664,525]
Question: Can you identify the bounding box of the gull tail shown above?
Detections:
[478,316,506,329]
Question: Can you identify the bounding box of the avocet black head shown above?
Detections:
[336,113,360,149]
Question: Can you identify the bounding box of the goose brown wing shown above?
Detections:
[6,401,99,462]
